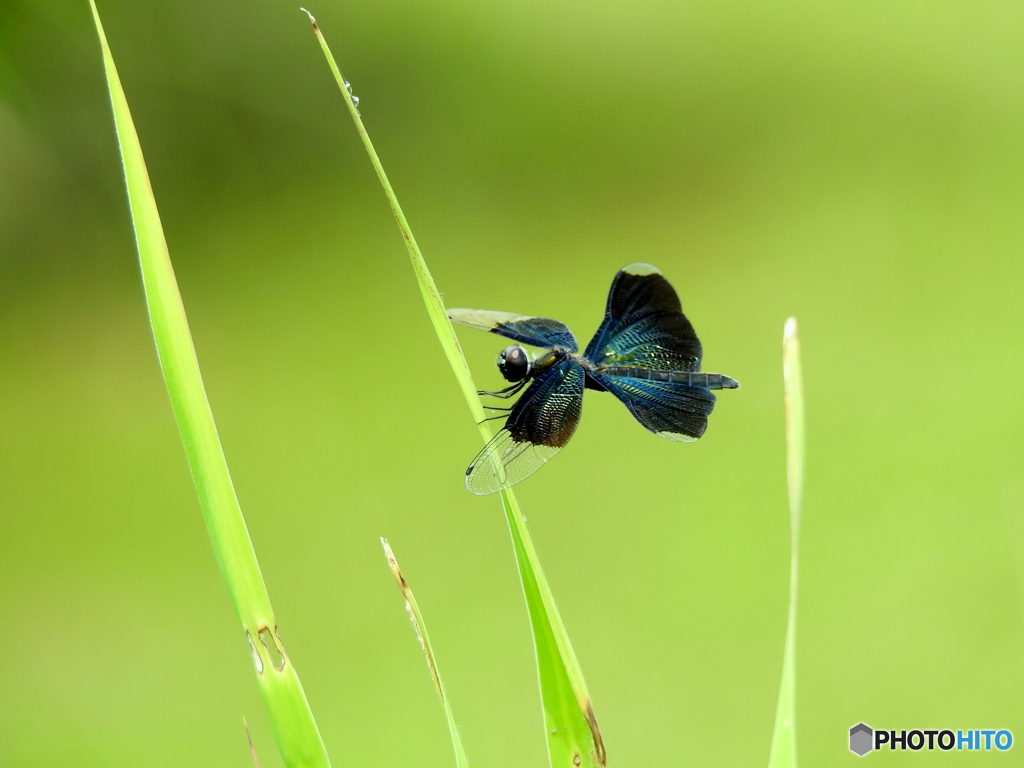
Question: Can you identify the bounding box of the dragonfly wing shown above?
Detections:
[448,308,578,351]
[465,431,562,496]
[591,370,715,442]
[465,359,585,494]
[583,263,702,372]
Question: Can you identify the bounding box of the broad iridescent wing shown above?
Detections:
[583,263,702,372]
[589,370,715,442]
[448,308,578,351]
[465,359,584,494]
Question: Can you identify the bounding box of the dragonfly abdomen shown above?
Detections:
[600,366,740,390]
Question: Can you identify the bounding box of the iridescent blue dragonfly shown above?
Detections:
[449,263,739,495]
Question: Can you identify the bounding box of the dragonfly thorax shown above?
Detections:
[497,345,530,382]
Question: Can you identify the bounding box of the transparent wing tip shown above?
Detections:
[621,262,662,276]
[465,460,510,496]
[464,431,563,495]
[448,307,525,333]
[656,430,700,443]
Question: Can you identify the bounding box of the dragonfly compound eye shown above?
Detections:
[498,345,530,382]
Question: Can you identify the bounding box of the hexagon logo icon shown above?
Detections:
[850,723,874,756]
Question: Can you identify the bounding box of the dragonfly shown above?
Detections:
[448,262,740,495]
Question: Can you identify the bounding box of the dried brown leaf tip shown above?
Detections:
[243,717,262,768]
[381,537,409,591]
[584,701,607,766]
[380,537,443,698]
[299,7,321,32]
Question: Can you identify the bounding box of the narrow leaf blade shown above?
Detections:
[768,317,804,768]
[382,539,470,768]
[90,4,331,765]
[304,13,604,766]
[500,492,605,768]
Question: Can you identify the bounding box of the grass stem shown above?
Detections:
[382,539,470,768]
[768,317,804,768]
[304,12,604,766]
[90,3,331,765]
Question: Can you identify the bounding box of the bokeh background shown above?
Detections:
[3,0,1024,765]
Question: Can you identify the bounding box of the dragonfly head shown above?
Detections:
[498,345,530,382]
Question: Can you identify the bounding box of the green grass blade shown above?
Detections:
[89,4,331,766]
[303,12,604,767]
[499,491,605,768]
[382,539,470,768]
[768,317,804,768]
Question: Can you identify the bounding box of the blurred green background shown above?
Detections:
[3,0,1024,765]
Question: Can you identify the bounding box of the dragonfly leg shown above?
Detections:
[477,380,528,398]
[476,414,510,425]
